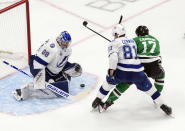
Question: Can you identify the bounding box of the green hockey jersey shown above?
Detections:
[133,35,161,63]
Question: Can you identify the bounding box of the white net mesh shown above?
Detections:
[0,0,20,9]
[0,0,29,78]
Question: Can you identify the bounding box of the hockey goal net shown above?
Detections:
[0,0,31,78]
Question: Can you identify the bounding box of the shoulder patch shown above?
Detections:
[50,43,55,48]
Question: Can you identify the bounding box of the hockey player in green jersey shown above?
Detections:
[101,25,166,111]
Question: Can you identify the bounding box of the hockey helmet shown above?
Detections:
[112,24,126,37]
[56,31,71,47]
[135,25,149,36]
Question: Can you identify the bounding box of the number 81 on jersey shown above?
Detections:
[123,45,137,59]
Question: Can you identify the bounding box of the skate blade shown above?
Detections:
[90,107,98,112]
[153,101,158,108]
[168,114,175,118]
[90,106,105,113]
[98,105,105,113]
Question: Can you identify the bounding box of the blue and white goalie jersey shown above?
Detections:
[33,38,72,75]
[108,37,144,72]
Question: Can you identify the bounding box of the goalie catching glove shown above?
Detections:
[63,63,82,77]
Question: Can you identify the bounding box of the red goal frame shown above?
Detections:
[0,0,31,63]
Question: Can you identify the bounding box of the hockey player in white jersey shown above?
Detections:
[92,24,172,115]
[13,31,82,100]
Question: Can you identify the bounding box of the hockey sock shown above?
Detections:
[146,85,163,106]
[154,72,165,92]
[97,81,115,100]
[107,83,131,102]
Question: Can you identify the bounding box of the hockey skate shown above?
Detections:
[12,89,23,101]
[92,97,104,112]
[92,97,114,113]
[102,101,114,110]
[160,104,172,116]
[98,101,114,113]
[12,82,33,101]
[92,97,103,108]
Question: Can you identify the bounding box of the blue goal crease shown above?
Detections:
[0,68,97,115]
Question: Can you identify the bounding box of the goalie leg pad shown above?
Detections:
[14,82,62,100]
[51,80,69,94]
[33,69,46,89]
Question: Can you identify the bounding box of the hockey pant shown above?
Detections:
[142,60,165,92]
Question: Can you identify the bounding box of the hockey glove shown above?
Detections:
[106,74,117,85]
[63,63,82,77]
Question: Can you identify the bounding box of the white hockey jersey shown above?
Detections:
[33,38,72,75]
[108,37,144,72]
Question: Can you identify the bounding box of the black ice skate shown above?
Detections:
[98,101,114,113]
[12,89,23,101]
[102,101,114,110]
[160,104,172,116]
[92,97,103,109]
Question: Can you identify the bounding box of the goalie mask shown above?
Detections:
[56,31,71,48]
[112,24,126,37]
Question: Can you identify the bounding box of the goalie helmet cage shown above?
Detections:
[0,0,31,64]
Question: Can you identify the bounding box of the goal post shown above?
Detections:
[0,0,31,64]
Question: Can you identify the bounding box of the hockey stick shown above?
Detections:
[82,15,123,42]
[0,59,77,100]
[119,15,123,24]
[2,60,31,77]
[83,21,111,42]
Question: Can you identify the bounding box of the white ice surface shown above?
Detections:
[0,0,185,131]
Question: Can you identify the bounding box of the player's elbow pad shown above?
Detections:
[109,53,118,70]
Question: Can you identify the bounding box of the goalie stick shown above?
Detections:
[1,59,90,101]
[82,15,123,42]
